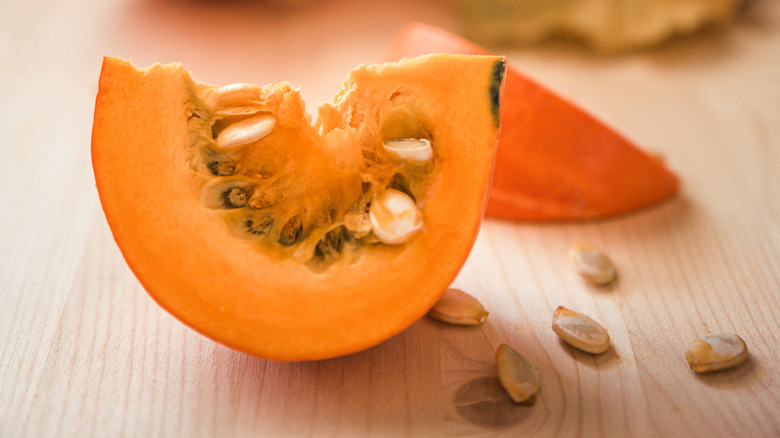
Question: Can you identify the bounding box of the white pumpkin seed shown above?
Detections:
[685,333,748,373]
[383,138,433,163]
[569,242,616,286]
[216,113,276,149]
[428,288,489,325]
[207,83,262,108]
[369,189,422,244]
[552,306,610,354]
[496,344,540,404]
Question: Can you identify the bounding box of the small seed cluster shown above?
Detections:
[189,83,436,268]
[429,243,749,406]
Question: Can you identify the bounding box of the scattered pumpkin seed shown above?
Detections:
[685,333,748,373]
[215,113,276,149]
[369,189,423,244]
[428,288,489,325]
[552,306,610,354]
[496,344,540,404]
[383,138,433,163]
[569,242,616,286]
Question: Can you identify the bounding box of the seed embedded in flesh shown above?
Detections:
[202,179,255,210]
[685,333,748,373]
[222,187,250,209]
[244,215,274,236]
[248,192,275,210]
[552,306,610,354]
[569,242,616,286]
[206,160,237,176]
[383,138,433,163]
[344,211,372,239]
[207,83,263,108]
[314,226,347,260]
[279,215,304,246]
[369,189,423,245]
[428,288,489,326]
[496,344,540,404]
[215,113,276,149]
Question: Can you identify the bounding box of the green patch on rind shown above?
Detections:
[489,59,506,129]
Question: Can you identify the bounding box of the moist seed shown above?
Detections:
[244,216,273,235]
[215,113,276,149]
[382,138,433,163]
[369,189,423,245]
[222,187,250,209]
[279,215,303,246]
[207,160,237,176]
[314,226,347,260]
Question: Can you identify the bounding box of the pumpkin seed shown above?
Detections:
[215,113,276,149]
[222,186,250,209]
[206,159,237,176]
[344,211,372,238]
[685,333,748,373]
[428,288,489,325]
[244,215,274,236]
[369,189,423,244]
[201,178,255,210]
[552,306,610,354]
[569,242,616,286]
[496,344,540,404]
[279,215,304,246]
[207,83,263,108]
[314,226,347,260]
[248,192,275,210]
[383,138,433,163]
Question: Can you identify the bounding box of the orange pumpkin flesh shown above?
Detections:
[387,22,681,221]
[92,54,505,361]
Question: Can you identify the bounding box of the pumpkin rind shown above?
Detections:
[92,54,504,361]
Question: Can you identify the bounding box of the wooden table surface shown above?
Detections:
[2,1,779,437]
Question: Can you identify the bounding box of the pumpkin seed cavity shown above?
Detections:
[191,84,435,270]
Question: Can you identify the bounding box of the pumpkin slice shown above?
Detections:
[387,22,681,221]
[92,54,505,362]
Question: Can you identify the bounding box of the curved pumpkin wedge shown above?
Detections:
[387,22,681,221]
[92,54,505,362]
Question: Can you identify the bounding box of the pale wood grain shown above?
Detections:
[2,0,779,437]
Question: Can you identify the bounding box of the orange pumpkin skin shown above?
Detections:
[92,54,504,361]
[387,22,681,221]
